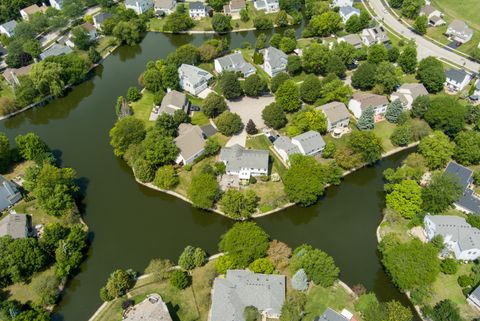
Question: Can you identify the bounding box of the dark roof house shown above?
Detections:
[445,161,480,214]
[0,176,22,212]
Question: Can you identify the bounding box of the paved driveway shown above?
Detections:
[365,0,480,72]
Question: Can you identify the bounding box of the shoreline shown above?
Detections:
[135,141,420,220]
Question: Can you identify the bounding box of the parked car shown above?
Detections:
[191,105,201,111]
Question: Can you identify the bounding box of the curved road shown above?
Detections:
[366,0,480,73]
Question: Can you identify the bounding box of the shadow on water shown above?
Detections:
[0,31,418,321]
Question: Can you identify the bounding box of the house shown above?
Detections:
[337,34,363,49]
[125,0,154,14]
[2,64,33,87]
[224,0,246,19]
[361,26,388,46]
[348,92,389,121]
[39,43,73,60]
[390,83,428,109]
[49,0,64,10]
[253,0,279,13]
[0,176,22,212]
[291,131,326,156]
[444,161,480,214]
[209,270,286,321]
[424,215,480,261]
[339,6,360,23]
[0,212,29,239]
[261,46,288,77]
[92,12,114,30]
[445,68,471,92]
[189,2,207,19]
[154,0,176,15]
[214,52,256,77]
[66,22,98,47]
[0,20,17,38]
[419,5,445,26]
[174,123,206,165]
[152,90,189,120]
[0,45,6,57]
[446,19,473,44]
[178,64,213,96]
[124,294,173,321]
[200,124,217,137]
[219,145,269,179]
[331,0,353,7]
[20,4,48,21]
[273,136,300,165]
[317,102,350,132]
[468,285,480,310]
[472,79,480,100]
[314,308,355,321]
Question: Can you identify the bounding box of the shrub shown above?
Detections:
[440,258,458,275]
[248,258,274,274]
[170,270,190,289]
[127,87,141,102]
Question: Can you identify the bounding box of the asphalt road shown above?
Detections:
[366,0,480,73]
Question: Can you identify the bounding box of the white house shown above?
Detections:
[20,4,48,21]
[124,294,173,321]
[348,92,389,121]
[473,79,480,99]
[291,131,326,156]
[273,136,300,165]
[390,83,428,110]
[419,5,445,26]
[331,0,353,8]
[446,19,473,44]
[0,212,28,239]
[125,0,154,14]
[92,12,114,30]
[339,6,360,23]
[189,1,207,19]
[66,22,98,48]
[253,0,279,13]
[445,68,471,92]
[174,124,206,165]
[424,215,480,261]
[0,20,17,38]
[154,0,176,15]
[316,102,350,132]
[214,52,256,77]
[219,145,269,179]
[178,64,213,96]
[361,25,388,46]
[261,46,288,77]
[49,0,64,10]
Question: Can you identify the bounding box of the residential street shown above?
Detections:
[365,0,480,73]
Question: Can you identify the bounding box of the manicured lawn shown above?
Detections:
[93,261,217,321]
[378,208,415,243]
[148,18,166,32]
[372,120,397,152]
[130,90,155,126]
[192,17,213,31]
[401,73,418,84]
[191,111,210,126]
[0,80,14,100]
[249,179,288,210]
[304,282,362,321]
[5,267,56,305]
[426,263,479,320]
[96,36,116,57]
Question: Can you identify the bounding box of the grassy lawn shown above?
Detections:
[191,111,210,126]
[246,135,288,178]
[148,18,167,32]
[378,208,415,243]
[304,282,362,321]
[372,120,397,152]
[4,266,56,304]
[192,17,213,32]
[0,80,14,100]
[426,263,479,320]
[93,261,217,321]
[130,90,155,126]
[249,179,288,211]
[96,36,116,57]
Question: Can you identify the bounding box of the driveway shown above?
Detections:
[365,0,480,72]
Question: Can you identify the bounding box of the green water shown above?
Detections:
[1,31,414,321]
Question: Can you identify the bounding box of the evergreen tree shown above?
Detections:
[357,106,375,130]
[385,99,404,123]
[246,119,257,135]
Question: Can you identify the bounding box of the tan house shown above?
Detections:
[175,123,206,165]
[316,101,350,132]
[348,92,388,122]
[2,64,33,87]
[224,0,246,19]
[20,4,48,21]
[390,83,428,109]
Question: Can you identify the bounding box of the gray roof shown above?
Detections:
[340,34,362,47]
[274,136,300,156]
[175,124,205,162]
[339,6,360,17]
[92,12,113,25]
[155,0,176,9]
[124,294,173,321]
[178,64,213,87]
[0,213,28,239]
[317,102,350,124]
[210,270,286,321]
[425,214,480,252]
[445,68,470,83]
[220,145,269,173]
[0,176,22,212]
[292,130,326,154]
[448,19,473,37]
[190,1,206,10]
[0,20,17,36]
[314,308,349,321]
[263,47,288,72]
[476,79,480,90]
[420,4,438,17]
[215,52,256,77]
[398,83,428,99]
[126,0,153,6]
[470,285,480,301]
[159,90,188,115]
[351,92,389,110]
[200,124,217,137]
[445,162,480,214]
[39,44,73,60]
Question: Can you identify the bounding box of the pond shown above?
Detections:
[0,30,415,321]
